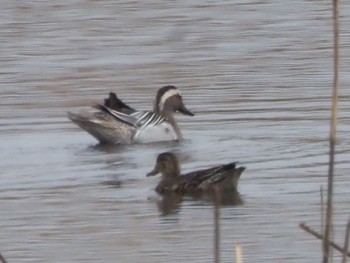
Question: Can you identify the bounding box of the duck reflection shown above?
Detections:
[90,143,127,153]
[156,192,183,216]
[156,189,243,216]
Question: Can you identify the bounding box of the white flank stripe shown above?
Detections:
[138,112,149,123]
[143,113,155,127]
[108,107,128,117]
[154,115,163,125]
[151,115,160,126]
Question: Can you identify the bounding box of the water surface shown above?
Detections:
[1,1,350,262]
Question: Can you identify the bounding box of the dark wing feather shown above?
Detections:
[172,163,238,193]
[104,92,135,114]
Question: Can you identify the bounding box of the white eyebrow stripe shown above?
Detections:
[158,89,181,111]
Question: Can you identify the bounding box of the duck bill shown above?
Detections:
[178,103,194,116]
[146,167,159,177]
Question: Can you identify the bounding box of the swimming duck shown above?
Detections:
[147,152,245,194]
[68,85,194,144]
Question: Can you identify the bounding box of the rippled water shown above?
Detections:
[1,0,350,262]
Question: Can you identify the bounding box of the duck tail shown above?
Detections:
[223,162,237,170]
[223,163,246,177]
[227,166,245,191]
[236,166,246,178]
[67,111,91,124]
[67,111,117,144]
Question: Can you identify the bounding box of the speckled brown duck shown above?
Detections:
[147,152,245,194]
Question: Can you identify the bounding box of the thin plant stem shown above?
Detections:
[321,185,324,254]
[342,218,350,263]
[236,245,243,263]
[0,253,7,263]
[300,223,350,257]
[214,187,221,263]
[324,0,339,262]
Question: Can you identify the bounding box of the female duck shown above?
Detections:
[147,152,245,194]
[68,85,194,144]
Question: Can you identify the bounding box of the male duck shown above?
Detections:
[147,152,245,194]
[68,85,194,144]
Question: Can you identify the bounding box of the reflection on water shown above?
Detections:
[154,193,183,216]
[1,0,350,262]
[154,191,243,216]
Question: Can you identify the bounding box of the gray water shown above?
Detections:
[1,1,350,262]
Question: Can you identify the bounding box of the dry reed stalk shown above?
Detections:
[235,244,243,263]
[300,223,350,257]
[0,253,7,263]
[321,186,325,254]
[213,188,221,263]
[342,218,350,263]
[323,0,340,262]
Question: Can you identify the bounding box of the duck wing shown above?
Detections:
[172,163,238,193]
[95,104,166,128]
[103,92,135,114]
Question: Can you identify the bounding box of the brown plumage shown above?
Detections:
[147,152,245,194]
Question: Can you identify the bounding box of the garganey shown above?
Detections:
[68,85,194,144]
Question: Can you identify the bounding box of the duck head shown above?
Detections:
[154,85,194,117]
[147,152,181,178]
